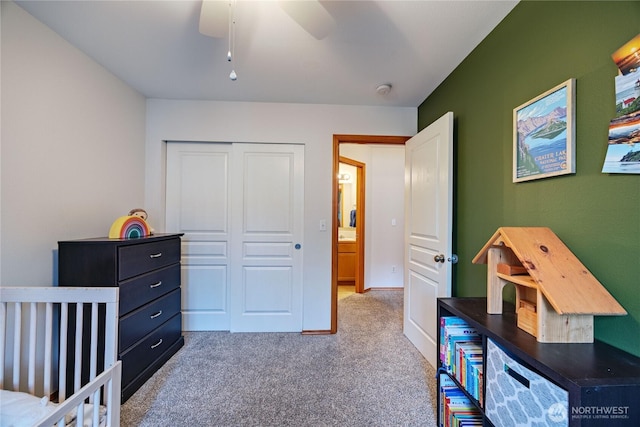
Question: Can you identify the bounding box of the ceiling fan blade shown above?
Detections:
[199,0,228,38]
[279,0,335,40]
[200,0,335,40]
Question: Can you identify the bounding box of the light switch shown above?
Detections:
[319,220,327,231]
[391,218,397,226]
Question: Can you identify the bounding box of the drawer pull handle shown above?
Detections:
[150,310,163,319]
[150,281,162,289]
[151,339,163,349]
[150,252,162,258]
[504,364,530,388]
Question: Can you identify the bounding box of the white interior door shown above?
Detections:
[403,112,454,368]
[166,142,232,331]
[229,144,304,332]
[166,142,304,332]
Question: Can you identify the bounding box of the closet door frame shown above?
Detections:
[166,141,304,332]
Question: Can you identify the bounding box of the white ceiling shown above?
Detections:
[15,0,518,108]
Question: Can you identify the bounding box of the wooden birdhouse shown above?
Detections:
[472,227,626,343]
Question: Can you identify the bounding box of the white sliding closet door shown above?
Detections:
[166,142,304,332]
[166,143,232,331]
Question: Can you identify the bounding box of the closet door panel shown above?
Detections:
[230,144,304,332]
[166,142,304,332]
[166,143,231,330]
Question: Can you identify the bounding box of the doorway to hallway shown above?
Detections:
[330,134,410,334]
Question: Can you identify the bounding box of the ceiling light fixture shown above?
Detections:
[376,83,392,95]
[228,0,237,81]
[338,173,351,182]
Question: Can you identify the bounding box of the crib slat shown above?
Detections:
[12,302,22,390]
[28,302,37,394]
[43,302,53,397]
[104,298,118,366]
[88,302,99,404]
[59,302,68,403]
[89,302,98,380]
[92,387,101,425]
[76,400,85,427]
[103,362,121,427]
[74,303,84,393]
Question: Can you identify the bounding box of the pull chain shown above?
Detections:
[228,0,237,81]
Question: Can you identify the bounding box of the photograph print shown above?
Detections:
[513,78,576,183]
[611,33,640,76]
[602,69,640,174]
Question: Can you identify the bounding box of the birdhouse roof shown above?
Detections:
[472,227,626,315]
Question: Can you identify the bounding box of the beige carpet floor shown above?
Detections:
[121,290,437,426]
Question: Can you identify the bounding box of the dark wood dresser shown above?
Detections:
[58,233,184,402]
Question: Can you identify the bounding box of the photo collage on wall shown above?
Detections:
[603,33,640,174]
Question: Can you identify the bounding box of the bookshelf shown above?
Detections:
[437,297,640,427]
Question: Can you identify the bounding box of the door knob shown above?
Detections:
[434,254,445,263]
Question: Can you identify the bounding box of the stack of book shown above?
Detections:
[439,374,482,427]
[440,316,481,373]
[454,341,483,403]
[439,316,484,404]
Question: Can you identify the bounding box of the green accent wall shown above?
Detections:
[418,1,640,356]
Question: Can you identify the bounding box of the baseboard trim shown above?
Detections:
[301,330,332,335]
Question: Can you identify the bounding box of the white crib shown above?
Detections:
[0,287,121,427]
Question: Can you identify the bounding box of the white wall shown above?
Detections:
[1,0,416,329]
[340,144,405,289]
[1,1,146,285]
[145,100,416,330]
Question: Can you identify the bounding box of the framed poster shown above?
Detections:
[513,78,576,182]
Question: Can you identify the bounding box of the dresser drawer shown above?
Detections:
[118,238,180,280]
[485,339,568,427]
[119,263,180,315]
[119,289,181,350]
[119,313,182,385]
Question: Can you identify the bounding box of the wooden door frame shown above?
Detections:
[337,156,365,293]
[331,134,411,334]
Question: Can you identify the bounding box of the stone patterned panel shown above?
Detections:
[485,339,568,427]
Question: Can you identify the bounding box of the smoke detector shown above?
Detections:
[376,84,392,95]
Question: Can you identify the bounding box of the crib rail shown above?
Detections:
[0,287,119,400]
[36,360,122,427]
